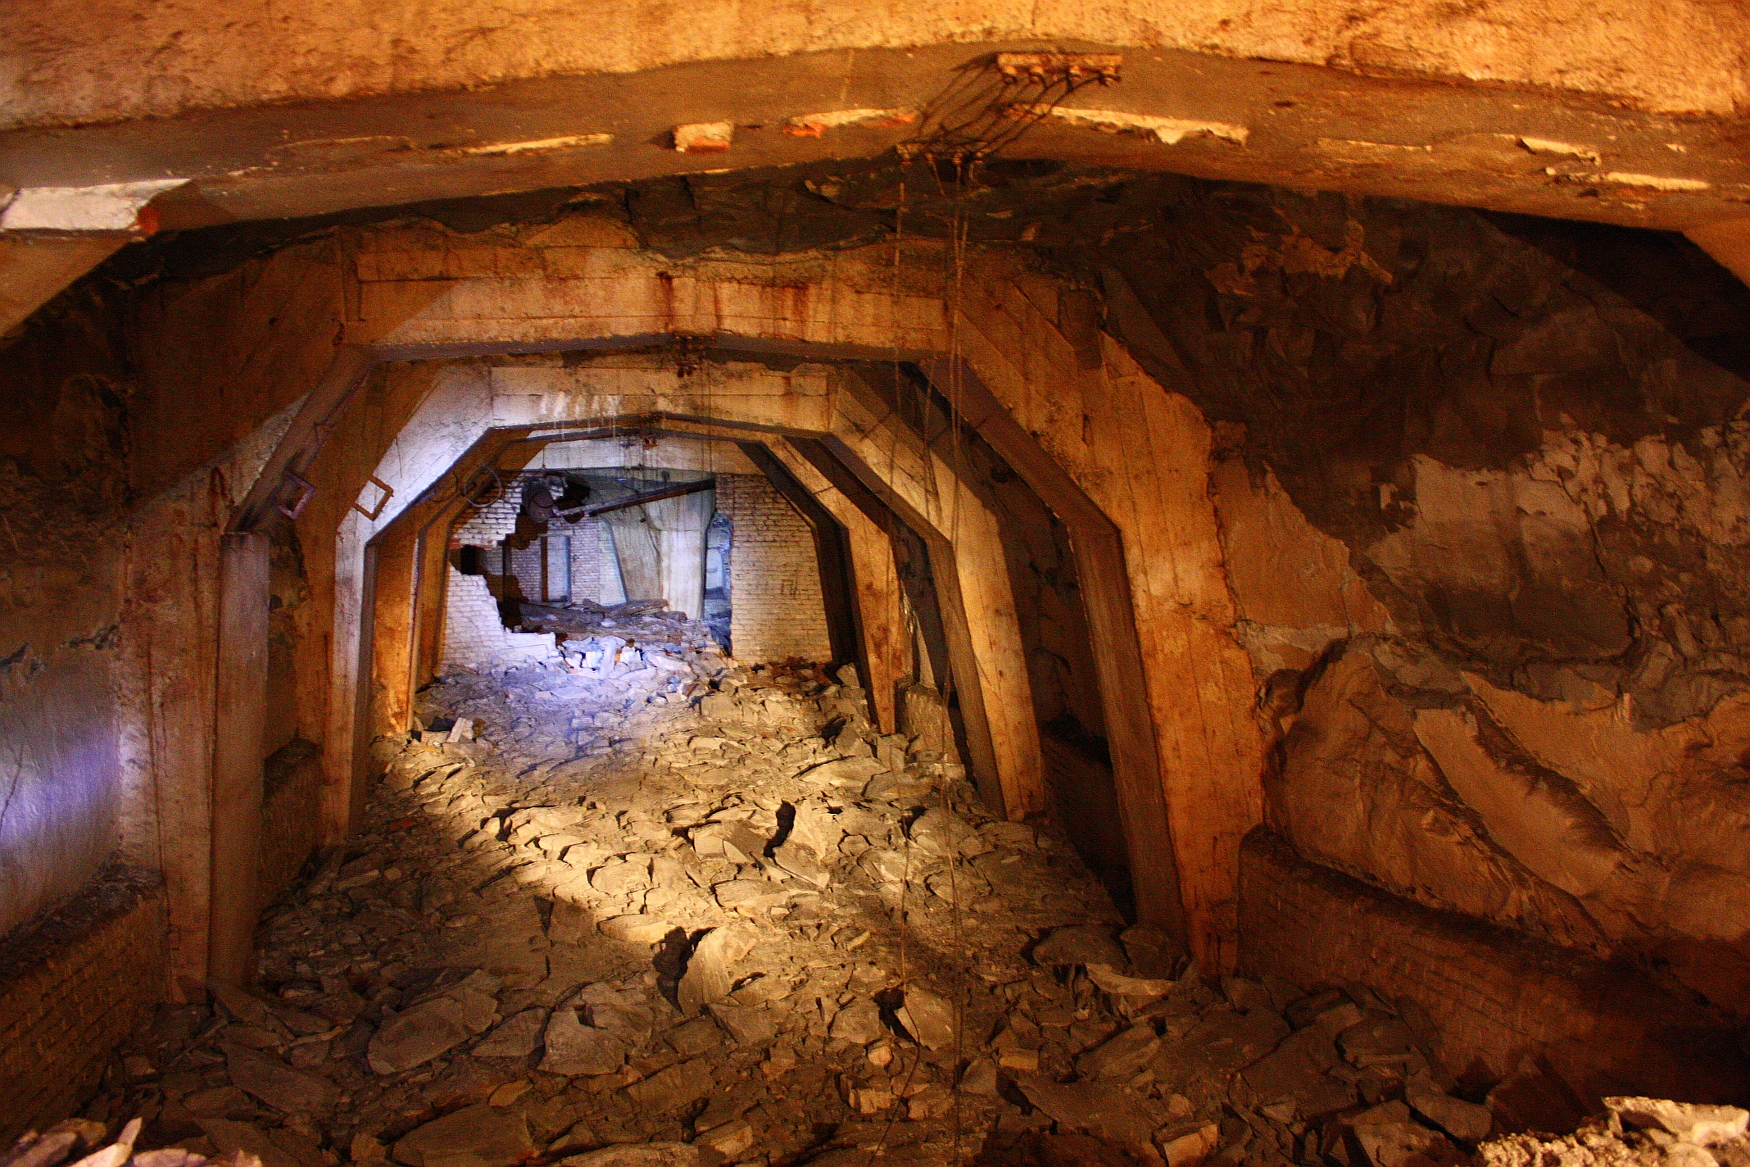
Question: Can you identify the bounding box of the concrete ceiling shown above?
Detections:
[3,42,1746,236]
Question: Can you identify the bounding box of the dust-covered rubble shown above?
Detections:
[67,631,1737,1167]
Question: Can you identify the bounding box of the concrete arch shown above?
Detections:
[228,234,1263,970]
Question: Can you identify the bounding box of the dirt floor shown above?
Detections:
[82,630,1528,1167]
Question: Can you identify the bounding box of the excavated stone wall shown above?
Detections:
[1080,180,1750,1021]
[0,294,140,941]
[1238,830,1745,1106]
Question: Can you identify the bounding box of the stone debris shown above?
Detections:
[1478,1099,1750,1167]
[74,629,1629,1167]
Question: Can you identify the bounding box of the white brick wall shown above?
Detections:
[438,566,557,671]
[716,473,832,663]
[442,470,830,665]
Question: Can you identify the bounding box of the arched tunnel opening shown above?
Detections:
[6,26,1750,1167]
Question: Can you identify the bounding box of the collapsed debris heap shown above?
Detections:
[66,630,1739,1167]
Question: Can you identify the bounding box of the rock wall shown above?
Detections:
[0,294,136,939]
[1089,182,1750,1019]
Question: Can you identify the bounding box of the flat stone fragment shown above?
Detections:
[1077,1023,1162,1079]
[599,914,674,943]
[1031,924,1128,969]
[625,1057,716,1112]
[223,1046,337,1114]
[1407,1082,1494,1142]
[827,999,885,1045]
[393,1104,534,1167]
[541,1008,629,1076]
[1160,1123,1219,1167]
[678,927,746,1016]
[368,978,499,1073]
[198,1120,300,1167]
[709,1002,779,1046]
[1352,1120,1463,1167]
[771,840,830,888]
[473,1008,547,1059]
[1013,1075,1162,1159]
[895,987,957,1050]
[555,1145,702,1167]
[693,1118,754,1159]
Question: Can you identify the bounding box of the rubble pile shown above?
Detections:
[1479,1098,1748,1167]
[70,633,1711,1167]
[513,599,717,661]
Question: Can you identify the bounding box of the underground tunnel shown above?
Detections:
[4,11,1750,1167]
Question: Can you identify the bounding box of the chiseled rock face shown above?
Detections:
[1271,637,1750,1007]
[1092,187,1750,1015]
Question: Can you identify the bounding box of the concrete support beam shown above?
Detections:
[0,179,185,334]
[207,533,268,985]
[1688,219,1750,291]
[0,235,129,335]
[368,531,419,738]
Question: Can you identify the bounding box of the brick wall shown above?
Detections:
[439,567,557,671]
[445,471,828,662]
[506,539,543,601]
[446,471,610,661]
[0,868,166,1142]
[716,473,832,664]
[1237,827,1749,1106]
[570,522,604,602]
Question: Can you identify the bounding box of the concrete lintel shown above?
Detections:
[1687,219,1750,293]
[4,41,1747,235]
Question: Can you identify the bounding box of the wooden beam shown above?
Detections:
[368,532,418,738]
[233,346,375,532]
[207,532,269,985]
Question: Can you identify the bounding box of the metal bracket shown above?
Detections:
[351,475,395,521]
[275,468,316,520]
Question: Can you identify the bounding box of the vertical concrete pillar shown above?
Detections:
[368,532,418,738]
[602,510,662,601]
[647,488,714,620]
[208,532,269,986]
